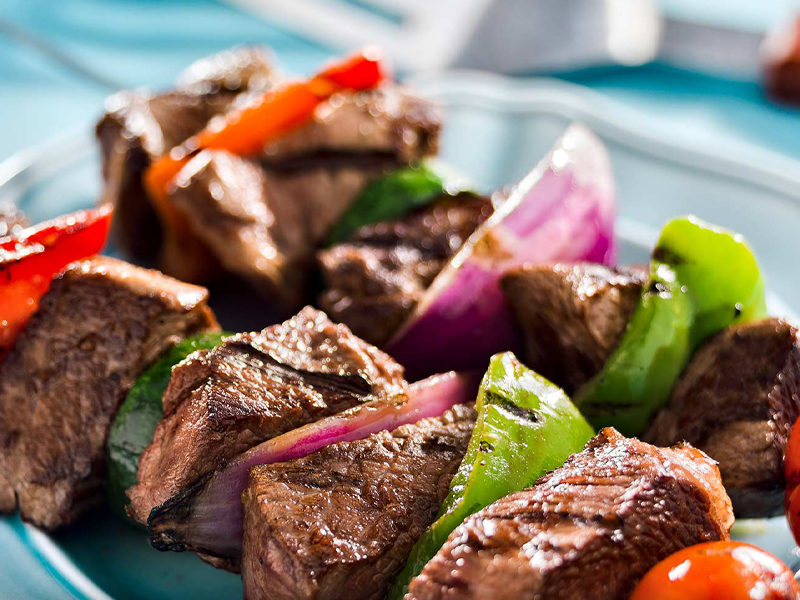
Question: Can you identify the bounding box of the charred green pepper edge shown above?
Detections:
[575,216,767,436]
[388,352,594,599]
[106,331,229,520]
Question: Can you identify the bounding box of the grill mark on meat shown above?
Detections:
[406,428,733,600]
[318,194,493,345]
[240,404,477,600]
[128,307,406,527]
[261,150,400,172]
[645,318,800,518]
[224,339,375,398]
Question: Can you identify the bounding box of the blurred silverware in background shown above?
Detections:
[226,0,778,81]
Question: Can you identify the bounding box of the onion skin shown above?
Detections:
[386,123,616,380]
[146,371,480,562]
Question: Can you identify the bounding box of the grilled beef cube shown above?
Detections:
[318,194,493,345]
[128,306,405,523]
[0,202,27,238]
[0,256,218,529]
[261,87,441,169]
[407,428,733,600]
[645,318,800,518]
[159,85,441,302]
[501,263,647,394]
[169,151,390,311]
[240,403,477,600]
[96,47,277,258]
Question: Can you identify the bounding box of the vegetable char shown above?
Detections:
[388,352,593,599]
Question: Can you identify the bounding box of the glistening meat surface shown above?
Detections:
[406,428,733,600]
[240,404,477,600]
[0,256,217,529]
[501,263,647,395]
[128,307,405,524]
[646,318,800,518]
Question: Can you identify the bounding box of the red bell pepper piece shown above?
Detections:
[142,49,388,264]
[0,205,113,362]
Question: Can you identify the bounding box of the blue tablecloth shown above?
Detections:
[1,0,800,165]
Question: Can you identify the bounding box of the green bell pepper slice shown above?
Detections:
[326,160,474,245]
[387,352,594,599]
[575,216,766,436]
[107,331,229,519]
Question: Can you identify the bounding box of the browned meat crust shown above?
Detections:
[0,256,218,529]
[407,428,733,600]
[96,46,278,259]
[501,263,647,394]
[240,403,477,600]
[645,318,800,518]
[170,151,393,312]
[318,193,493,345]
[128,306,405,524]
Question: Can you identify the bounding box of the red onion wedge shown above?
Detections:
[146,371,480,563]
[386,123,616,380]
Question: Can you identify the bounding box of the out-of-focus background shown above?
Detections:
[2,0,800,164]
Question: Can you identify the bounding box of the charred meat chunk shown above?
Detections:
[0,256,218,529]
[261,87,441,169]
[318,194,493,345]
[407,428,733,600]
[0,202,27,238]
[162,85,442,302]
[501,263,647,394]
[645,318,800,518]
[128,306,405,523]
[169,151,391,311]
[240,403,477,600]
[96,46,277,258]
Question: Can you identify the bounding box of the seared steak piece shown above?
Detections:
[0,256,217,529]
[645,318,800,518]
[407,428,734,600]
[169,151,390,311]
[240,403,477,600]
[96,46,277,258]
[0,202,27,238]
[261,87,441,168]
[128,306,405,524]
[319,194,493,345]
[161,85,441,304]
[501,263,647,394]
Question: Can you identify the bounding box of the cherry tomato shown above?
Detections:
[630,541,800,600]
[0,205,113,361]
[786,420,800,545]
